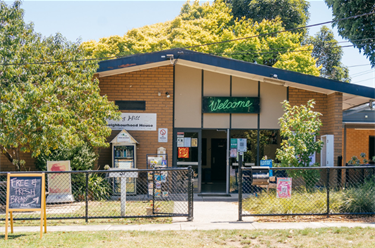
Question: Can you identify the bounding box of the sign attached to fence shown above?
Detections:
[108,169,138,178]
[47,161,74,203]
[276,178,292,199]
[107,113,157,131]
[5,173,47,240]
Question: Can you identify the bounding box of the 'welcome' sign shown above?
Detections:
[202,97,260,113]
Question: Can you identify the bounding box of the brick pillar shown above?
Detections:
[325,92,343,167]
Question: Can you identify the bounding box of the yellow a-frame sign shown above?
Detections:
[5,173,47,240]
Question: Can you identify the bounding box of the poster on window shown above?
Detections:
[277,178,292,199]
[178,147,189,158]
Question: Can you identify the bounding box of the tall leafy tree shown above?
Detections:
[231,0,310,34]
[325,0,375,67]
[82,0,320,76]
[305,26,350,82]
[0,1,120,170]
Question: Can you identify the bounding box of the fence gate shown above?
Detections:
[238,164,375,220]
[0,167,194,222]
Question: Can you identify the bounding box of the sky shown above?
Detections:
[11,0,375,88]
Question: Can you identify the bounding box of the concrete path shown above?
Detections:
[2,195,375,233]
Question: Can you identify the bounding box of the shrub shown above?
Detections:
[243,187,343,214]
[35,142,98,171]
[340,178,375,213]
[73,173,111,201]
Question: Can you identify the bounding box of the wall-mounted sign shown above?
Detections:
[202,97,260,113]
[158,128,168,143]
[107,113,157,131]
[118,132,131,143]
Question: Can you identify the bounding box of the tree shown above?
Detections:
[276,100,323,190]
[0,1,120,170]
[82,0,320,75]
[325,0,375,67]
[231,0,310,34]
[305,26,350,82]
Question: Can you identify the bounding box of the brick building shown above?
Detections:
[95,49,375,194]
[343,104,375,164]
[1,49,374,196]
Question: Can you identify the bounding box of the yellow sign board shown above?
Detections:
[5,173,47,240]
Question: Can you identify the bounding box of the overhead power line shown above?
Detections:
[0,11,374,67]
[183,11,375,49]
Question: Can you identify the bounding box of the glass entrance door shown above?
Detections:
[174,129,201,193]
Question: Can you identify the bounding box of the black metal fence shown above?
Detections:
[238,165,375,220]
[0,167,194,221]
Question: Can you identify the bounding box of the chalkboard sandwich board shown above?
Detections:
[5,173,47,240]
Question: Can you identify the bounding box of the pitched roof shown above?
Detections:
[97,48,375,110]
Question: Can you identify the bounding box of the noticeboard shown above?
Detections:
[5,173,47,240]
[8,176,42,209]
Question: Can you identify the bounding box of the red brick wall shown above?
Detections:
[98,65,174,169]
[344,129,375,163]
[288,88,343,166]
[0,152,36,171]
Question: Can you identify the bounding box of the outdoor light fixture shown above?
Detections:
[270,74,278,79]
[165,92,170,98]
[365,115,368,118]
[158,92,161,96]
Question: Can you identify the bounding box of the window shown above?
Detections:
[115,101,146,110]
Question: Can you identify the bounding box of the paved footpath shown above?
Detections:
[2,196,375,233]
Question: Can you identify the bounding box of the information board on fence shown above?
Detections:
[8,176,42,209]
[108,169,138,178]
[276,178,292,199]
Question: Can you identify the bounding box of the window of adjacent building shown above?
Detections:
[115,101,146,110]
[370,136,375,162]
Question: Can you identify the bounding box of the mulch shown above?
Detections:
[255,215,375,223]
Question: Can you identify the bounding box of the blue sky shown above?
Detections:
[13,0,375,88]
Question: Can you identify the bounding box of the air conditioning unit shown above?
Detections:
[321,135,334,167]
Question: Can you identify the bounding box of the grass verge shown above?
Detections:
[0,201,174,226]
[0,227,375,247]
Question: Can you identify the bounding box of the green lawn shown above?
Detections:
[1,227,375,247]
[0,200,175,226]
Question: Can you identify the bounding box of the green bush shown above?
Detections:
[340,178,375,213]
[244,187,343,214]
[73,173,111,201]
[244,179,375,215]
[35,142,98,171]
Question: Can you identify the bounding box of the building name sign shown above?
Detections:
[107,113,157,131]
[202,97,260,113]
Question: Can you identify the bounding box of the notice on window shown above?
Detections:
[237,138,247,152]
[177,137,184,147]
[183,137,191,147]
[191,138,198,147]
[277,178,292,199]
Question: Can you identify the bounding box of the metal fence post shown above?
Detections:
[238,154,243,221]
[187,166,194,221]
[326,168,330,218]
[85,172,89,223]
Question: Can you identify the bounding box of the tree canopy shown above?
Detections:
[325,0,375,67]
[0,1,120,169]
[305,26,350,82]
[82,0,320,76]
[230,0,310,34]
